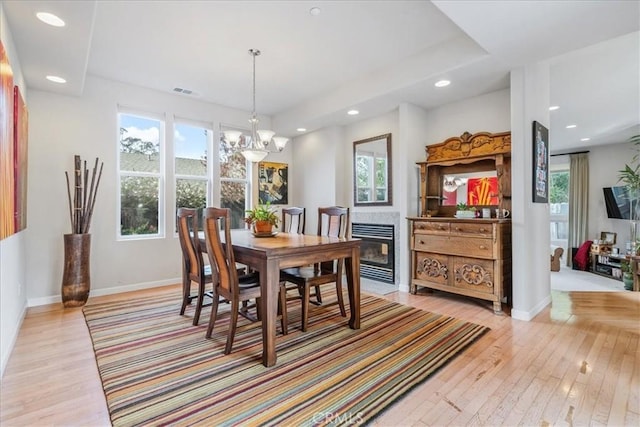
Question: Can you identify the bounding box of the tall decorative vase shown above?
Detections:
[61,233,91,307]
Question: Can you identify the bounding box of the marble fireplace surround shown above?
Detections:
[351,211,400,286]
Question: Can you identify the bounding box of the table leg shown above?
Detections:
[262,259,280,367]
[344,247,361,330]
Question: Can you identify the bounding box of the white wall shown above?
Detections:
[1,3,28,377]
[423,89,511,139]
[550,141,636,256]
[291,126,343,231]
[25,75,292,306]
[343,109,399,208]
[587,142,637,249]
[510,63,552,320]
[292,92,512,292]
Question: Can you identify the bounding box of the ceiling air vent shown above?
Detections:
[173,87,194,95]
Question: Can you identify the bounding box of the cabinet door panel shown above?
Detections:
[415,252,449,286]
[452,257,495,294]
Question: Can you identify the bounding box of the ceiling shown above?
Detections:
[3,0,639,153]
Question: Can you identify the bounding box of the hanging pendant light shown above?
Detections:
[222,49,288,162]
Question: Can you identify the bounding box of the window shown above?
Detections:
[550,169,569,253]
[174,122,211,229]
[219,127,250,229]
[118,112,164,238]
[356,152,387,202]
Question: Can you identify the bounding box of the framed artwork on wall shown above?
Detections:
[14,85,28,232]
[1,41,15,240]
[467,177,499,205]
[532,121,549,203]
[258,161,288,205]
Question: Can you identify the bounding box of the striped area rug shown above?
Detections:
[83,290,489,426]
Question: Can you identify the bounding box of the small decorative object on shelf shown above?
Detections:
[244,202,279,234]
[455,203,476,219]
[61,155,104,308]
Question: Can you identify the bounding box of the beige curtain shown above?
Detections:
[567,153,589,266]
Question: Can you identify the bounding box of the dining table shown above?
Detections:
[199,229,361,367]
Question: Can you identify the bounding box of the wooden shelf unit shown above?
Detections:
[417,131,511,218]
[410,131,513,314]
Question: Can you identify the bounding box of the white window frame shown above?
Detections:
[356,151,387,203]
[217,124,252,229]
[117,109,166,240]
[173,118,213,235]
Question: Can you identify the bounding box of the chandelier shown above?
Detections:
[222,49,288,162]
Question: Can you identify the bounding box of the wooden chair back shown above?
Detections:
[318,206,349,238]
[202,207,240,299]
[282,207,305,234]
[317,206,349,272]
[177,208,205,280]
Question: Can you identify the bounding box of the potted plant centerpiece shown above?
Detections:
[455,203,477,219]
[245,202,279,234]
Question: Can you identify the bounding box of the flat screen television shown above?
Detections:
[603,186,632,219]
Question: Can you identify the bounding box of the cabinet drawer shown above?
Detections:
[450,222,493,237]
[414,235,494,258]
[414,252,449,286]
[413,221,450,234]
[453,256,495,294]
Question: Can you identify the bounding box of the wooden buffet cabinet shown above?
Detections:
[409,131,512,314]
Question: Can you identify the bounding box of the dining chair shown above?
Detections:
[278,207,307,321]
[279,206,349,332]
[177,208,212,326]
[281,206,305,234]
[203,207,288,354]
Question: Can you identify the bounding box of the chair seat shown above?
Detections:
[280,266,337,284]
[238,272,261,289]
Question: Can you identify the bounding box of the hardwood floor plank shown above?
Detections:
[1,284,638,427]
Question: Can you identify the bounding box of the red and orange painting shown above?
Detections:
[1,41,15,240]
[467,177,498,205]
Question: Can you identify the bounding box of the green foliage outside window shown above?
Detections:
[356,154,386,202]
[120,176,159,235]
[549,171,569,204]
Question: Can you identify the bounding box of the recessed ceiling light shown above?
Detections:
[296,128,307,132]
[549,105,560,111]
[347,110,359,116]
[36,12,65,27]
[434,80,450,88]
[566,124,577,129]
[309,7,321,16]
[46,75,66,84]
[580,137,590,141]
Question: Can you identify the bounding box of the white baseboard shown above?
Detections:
[511,295,551,321]
[27,278,181,307]
[0,303,27,379]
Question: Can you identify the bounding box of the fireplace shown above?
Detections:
[352,223,395,283]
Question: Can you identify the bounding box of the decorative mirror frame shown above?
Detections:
[353,133,392,207]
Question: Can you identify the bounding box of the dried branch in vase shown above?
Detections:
[65,155,104,234]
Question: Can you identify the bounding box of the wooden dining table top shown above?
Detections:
[197,229,362,366]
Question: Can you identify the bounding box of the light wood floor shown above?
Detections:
[1,285,638,426]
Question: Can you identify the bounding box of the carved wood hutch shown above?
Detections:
[408,131,512,314]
